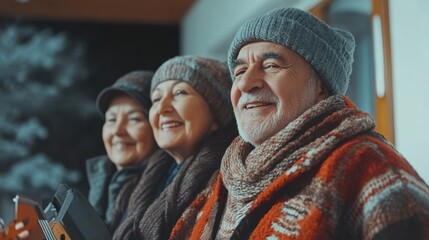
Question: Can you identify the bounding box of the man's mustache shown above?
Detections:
[237,89,278,110]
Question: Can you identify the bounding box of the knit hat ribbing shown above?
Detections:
[151,55,233,128]
[227,7,355,95]
[96,70,154,116]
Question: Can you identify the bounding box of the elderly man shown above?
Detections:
[170,7,429,240]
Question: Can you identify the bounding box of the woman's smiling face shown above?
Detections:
[102,94,156,170]
[149,80,218,162]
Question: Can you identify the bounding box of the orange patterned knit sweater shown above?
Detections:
[170,95,429,240]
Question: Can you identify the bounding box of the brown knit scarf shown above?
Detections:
[109,173,141,232]
[113,123,237,240]
[221,95,375,202]
[112,149,173,239]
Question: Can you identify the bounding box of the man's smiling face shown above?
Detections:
[231,41,326,146]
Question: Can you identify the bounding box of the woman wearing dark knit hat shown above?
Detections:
[86,70,158,232]
[112,55,237,240]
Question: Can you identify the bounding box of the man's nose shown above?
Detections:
[237,65,264,93]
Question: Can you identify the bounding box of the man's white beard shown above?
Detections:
[236,109,285,147]
[235,89,282,146]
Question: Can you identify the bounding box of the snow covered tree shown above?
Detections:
[0,24,94,224]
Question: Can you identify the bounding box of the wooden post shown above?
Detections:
[372,0,395,144]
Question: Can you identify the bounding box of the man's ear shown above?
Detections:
[316,79,330,102]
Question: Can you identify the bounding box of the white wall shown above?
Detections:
[390,0,429,183]
[181,0,321,60]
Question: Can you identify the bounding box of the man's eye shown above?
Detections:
[234,69,246,77]
[265,64,278,69]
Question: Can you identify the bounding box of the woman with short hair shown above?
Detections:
[86,70,157,232]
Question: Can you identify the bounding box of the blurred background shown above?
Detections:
[0,0,428,225]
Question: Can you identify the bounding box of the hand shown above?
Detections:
[14,222,30,239]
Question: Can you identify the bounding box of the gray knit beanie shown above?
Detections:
[96,70,154,116]
[228,7,355,95]
[151,55,233,128]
